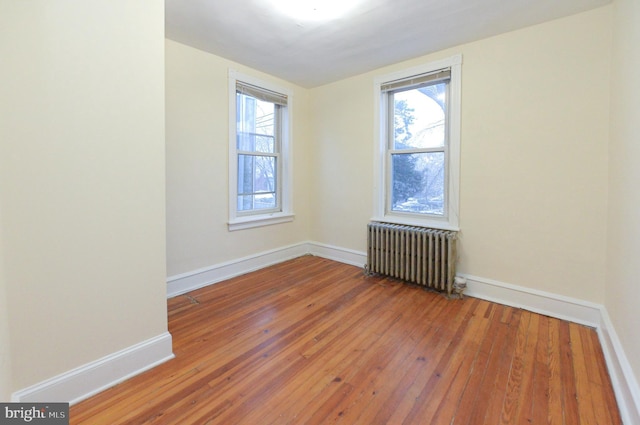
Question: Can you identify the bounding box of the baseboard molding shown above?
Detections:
[167,242,368,298]
[460,274,602,327]
[166,243,310,297]
[307,242,367,267]
[12,332,174,405]
[597,308,640,425]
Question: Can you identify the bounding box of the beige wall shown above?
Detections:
[309,7,611,303]
[165,40,313,277]
[607,0,640,388]
[0,1,168,392]
[308,76,376,249]
[0,204,11,400]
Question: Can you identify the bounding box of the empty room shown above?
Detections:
[1,0,639,424]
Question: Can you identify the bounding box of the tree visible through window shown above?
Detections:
[390,81,447,216]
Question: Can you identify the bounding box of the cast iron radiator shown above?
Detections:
[366,222,458,296]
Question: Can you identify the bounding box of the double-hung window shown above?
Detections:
[229,71,293,230]
[374,55,461,230]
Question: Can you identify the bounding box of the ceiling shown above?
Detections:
[165,0,610,88]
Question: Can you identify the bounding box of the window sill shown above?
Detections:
[228,213,295,231]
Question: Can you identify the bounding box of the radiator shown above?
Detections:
[366,222,458,296]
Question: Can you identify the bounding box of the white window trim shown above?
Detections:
[372,54,462,231]
[228,70,294,231]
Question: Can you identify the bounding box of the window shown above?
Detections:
[229,71,293,230]
[374,55,461,230]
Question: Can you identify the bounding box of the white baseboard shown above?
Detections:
[597,309,640,425]
[11,332,174,405]
[460,274,602,327]
[166,243,310,298]
[166,242,368,298]
[307,242,367,267]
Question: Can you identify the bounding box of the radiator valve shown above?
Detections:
[452,276,467,299]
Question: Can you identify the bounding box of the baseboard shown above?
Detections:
[597,308,640,425]
[307,242,367,267]
[166,242,310,298]
[460,274,602,328]
[168,244,601,327]
[11,332,174,405]
[167,242,368,298]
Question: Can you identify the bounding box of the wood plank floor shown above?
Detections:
[70,256,622,424]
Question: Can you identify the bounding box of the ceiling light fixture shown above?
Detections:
[269,0,361,21]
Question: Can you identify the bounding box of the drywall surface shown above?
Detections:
[165,39,313,277]
[607,0,640,399]
[309,7,611,303]
[0,1,168,390]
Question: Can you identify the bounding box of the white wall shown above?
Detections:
[607,0,640,396]
[0,1,168,393]
[309,7,612,303]
[165,40,313,277]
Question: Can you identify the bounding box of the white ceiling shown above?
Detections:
[165,0,610,88]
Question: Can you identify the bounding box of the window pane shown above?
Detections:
[391,152,444,215]
[236,93,276,153]
[237,133,275,153]
[393,83,446,150]
[237,155,277,211]
[237,193,276,211]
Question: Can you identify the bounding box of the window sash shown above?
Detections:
[235,86,283,216]
[228,70,294,231]
[386,81,449,150]
[389,151,446,216]
[384,77,450,219]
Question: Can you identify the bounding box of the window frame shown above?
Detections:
[228,70,294,231]
[373,55,462,231]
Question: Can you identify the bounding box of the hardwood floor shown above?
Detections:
[70,256,622,424]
